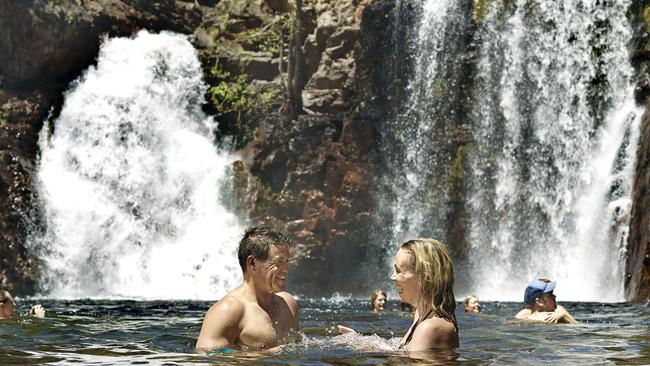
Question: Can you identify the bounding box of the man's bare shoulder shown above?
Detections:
[276,292,297,307]
[205,294,246,320]
[518,311,552,322]
[275,291,298,320]
[196,294,248,351]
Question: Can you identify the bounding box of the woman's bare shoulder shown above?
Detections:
[409,316,458,350]
[420,316,456,333]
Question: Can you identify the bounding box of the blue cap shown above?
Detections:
[524,279,556,305]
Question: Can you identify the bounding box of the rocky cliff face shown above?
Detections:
[0,0,385,295]
[627,109,650,302]
[625,1,650,303]
[210,0,385,295]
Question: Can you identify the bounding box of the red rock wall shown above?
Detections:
[626,108,650,302]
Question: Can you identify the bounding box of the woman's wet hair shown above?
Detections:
[400,238,457,330]
[463,295,478,306]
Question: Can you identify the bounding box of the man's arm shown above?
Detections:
[196,297,244,352]
[514,308,532,320]
[544,305,577,324]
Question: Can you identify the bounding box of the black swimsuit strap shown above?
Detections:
[401,308,435,348]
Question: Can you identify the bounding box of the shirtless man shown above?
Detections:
[196,227,299,352]
[514,279,577,324]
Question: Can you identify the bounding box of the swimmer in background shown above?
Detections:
[371,290,387,312]
[514,278,577,324]
[463,295,481,313]
[0,290,46,319]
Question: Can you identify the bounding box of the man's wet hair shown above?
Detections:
[237,227,290,273]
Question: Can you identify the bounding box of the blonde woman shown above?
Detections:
[391,238,459,350]
[339,238,459,352]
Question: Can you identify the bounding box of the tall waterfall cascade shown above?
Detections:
[31,31,244,300]
[380,0,643,301]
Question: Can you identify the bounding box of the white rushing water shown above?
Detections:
[467,0,642,302]
[31,31,244,300]
[381,0,643,301]
[378,0,468,246]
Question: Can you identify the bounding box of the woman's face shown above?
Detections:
[373,293,387,312]
[465,297,481,313]
[390,249,418,306]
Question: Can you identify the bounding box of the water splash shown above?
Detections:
[31,31,244,300]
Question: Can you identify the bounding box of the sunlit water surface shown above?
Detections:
[0,299,648,365]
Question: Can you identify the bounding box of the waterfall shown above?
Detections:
[379,0,643,301]
[377,0,472,246]
[30,31,245,300]
[468,0,642,302]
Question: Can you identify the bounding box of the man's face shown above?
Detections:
[256,245,289,293]
[536,292,557,312]
[390,249,418,306]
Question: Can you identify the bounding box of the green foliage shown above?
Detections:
[209,74,255,119]
[260,88,282,109]
[208,61,280,118]
[643,7,650,33]
[472,0,516,22]
[44,0,79,25]
[207,61,282,147]
[432,78,448,98]
[235,14,290,54]
[64,10,77,25]
[210,62,231,80]
[472,0,490,21]
[449,145,465,188]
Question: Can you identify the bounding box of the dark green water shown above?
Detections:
[0,298,648,365]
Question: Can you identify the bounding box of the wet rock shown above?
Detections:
[626,107,650,302]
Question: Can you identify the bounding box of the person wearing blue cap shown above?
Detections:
[514,278,577,323]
